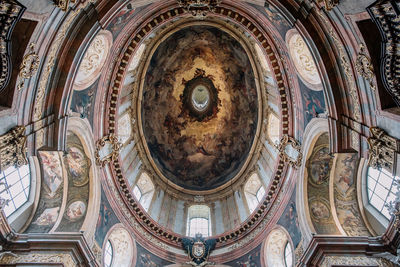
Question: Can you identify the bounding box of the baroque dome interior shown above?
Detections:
[141,25,259,192]
[0,0,400,266]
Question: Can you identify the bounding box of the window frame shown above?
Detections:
[133,185,142,203]
[360,160,390,235]
[0,164,31,217]
[132,171,155,212]
[5,157,37,232]
[366,167,397,219]
[104,239,113,267]
[186,205,211,238]
[284,241,293,267]
[244,172,266,214]
[188,217,210,237]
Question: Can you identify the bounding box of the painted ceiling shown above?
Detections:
[141,25,258,191]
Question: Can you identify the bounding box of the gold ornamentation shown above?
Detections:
[0,126,27,172]
[356,44,376,91]
[321,0,339,11]
[367,127,399,174]
[317,9,361,122]
[177,0,221,17]
[33,0,94,121]
[0,0,25,91]
[369,1,400,105]
[321,256,385,267]
[17,43,39,90]
[95,134,122,167]
[277,135,302,168]
[53,0,76,11]
[0,253,75,267]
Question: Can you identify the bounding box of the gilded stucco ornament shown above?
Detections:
[95,134,122,167]
[0,0,25,92]
[0,126,27,172]
[356,44,376,91]
[367,127,399,174]
[320,0,339,11]
[33,0,95,121]
[368,1,400,105]
[321,256,390,267]
[385,177,400,231]
[277,135,302,168]
[17,43,39,91]
[0,253,75,267]
[177,0,221,17]
[53,0,76,11]
[316,9,361,123]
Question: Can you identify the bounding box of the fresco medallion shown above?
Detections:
[141,25,258,191]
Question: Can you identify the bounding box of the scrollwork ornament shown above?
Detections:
[321,0,340,11]
[17,43,40,91]
[277,135,302,168]
[0,126,27,172]
[95,134,122,167]
[367,127,399,174]
[53,0,76,11]
[177,0,221,17]
[356,44,376,91]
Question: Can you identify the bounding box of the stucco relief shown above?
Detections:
[286,30,322,91]
[264,227,291,267]
[74,30,113,90]
[321,256,389,267]
[0,253,75,267]
[107,226,135,267]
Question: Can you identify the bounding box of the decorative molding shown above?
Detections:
[53,0,76,11]
[322,256,386,267]
[17,43,39,91]
[177,0,221,17]
[367,127,399,174]
[368,0,400,106]
[33,0,94,121]
[0,233,98,266]
[0,126,27,172]
[316,9,362,123]
[356,44,376,91]
[320,0,340,11]
[95,134,122,167]
[277,135,302,168]
[104,3,291,247]
[0,0,25,92]
[386,178,400,229]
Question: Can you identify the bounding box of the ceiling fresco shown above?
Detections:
[141,26,258,191]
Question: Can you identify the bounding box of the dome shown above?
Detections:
[1,0,398,266]
[141,25,258,191]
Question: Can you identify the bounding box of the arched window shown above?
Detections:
[264,227,293,267]
[267,113,280,146]
[0,164,31,217]
[104,240,113,267]
[186,205,211,237]
[367,167,398,219]
[284,241,293,267]
[132,172,154,211]
[244,173,266,213]
[104,226,135,267]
